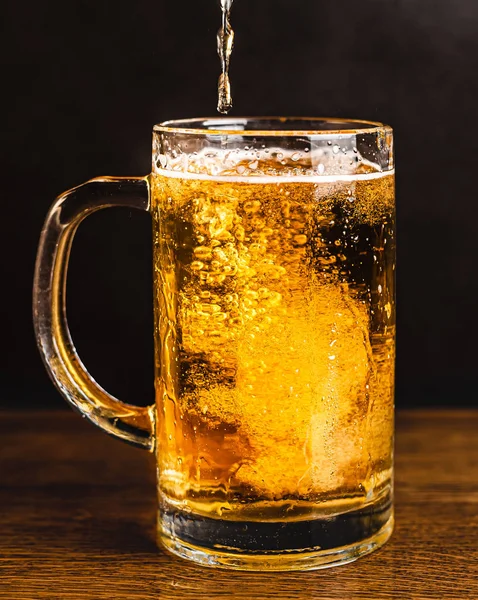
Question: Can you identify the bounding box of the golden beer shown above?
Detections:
[152,147,395,563]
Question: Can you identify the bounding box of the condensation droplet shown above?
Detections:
[385,302,392,318]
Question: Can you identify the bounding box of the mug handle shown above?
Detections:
[33,177,155,451]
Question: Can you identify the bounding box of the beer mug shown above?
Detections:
[33,117,395,570]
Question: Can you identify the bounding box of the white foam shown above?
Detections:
[153,167,394,184]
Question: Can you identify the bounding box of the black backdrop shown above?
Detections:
[3,0,478,409]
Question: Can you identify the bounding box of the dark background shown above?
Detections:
[2,0,477,410]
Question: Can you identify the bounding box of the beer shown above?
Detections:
[217,0,234,113]
[151,152,395,555]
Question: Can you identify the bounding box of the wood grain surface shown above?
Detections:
[0,410,477,599]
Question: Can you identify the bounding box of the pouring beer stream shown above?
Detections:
[217,0,234,113]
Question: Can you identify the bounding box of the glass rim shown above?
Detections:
[154,116,391,137]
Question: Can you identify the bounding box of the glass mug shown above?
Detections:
[33,117,395,571]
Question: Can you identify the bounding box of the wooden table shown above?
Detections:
[1,410,477,599]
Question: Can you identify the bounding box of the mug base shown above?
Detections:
[157,499,393,571]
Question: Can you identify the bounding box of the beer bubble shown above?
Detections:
[293,234,308,245]
[194,246,212,260]
[243,200,261,213]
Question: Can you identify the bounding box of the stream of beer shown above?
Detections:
[217,0,234,113]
